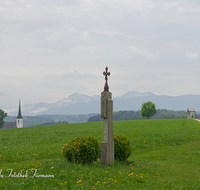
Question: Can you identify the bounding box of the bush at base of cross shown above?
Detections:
[62,136,101,164]
[113,134,131,161]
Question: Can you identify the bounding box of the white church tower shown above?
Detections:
[16,100,23,128]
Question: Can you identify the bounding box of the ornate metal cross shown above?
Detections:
[103,66,110,92]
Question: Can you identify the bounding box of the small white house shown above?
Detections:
[187,109,195,119]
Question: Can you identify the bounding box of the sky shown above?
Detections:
[1,0,200,110]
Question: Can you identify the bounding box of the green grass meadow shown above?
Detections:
[0,119,200,189]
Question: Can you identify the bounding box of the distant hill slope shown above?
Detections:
[4,113,97,126]
[6,91,200,116]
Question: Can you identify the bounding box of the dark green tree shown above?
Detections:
[0,109,7,128]
[141,101,157,119]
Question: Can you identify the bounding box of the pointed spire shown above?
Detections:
[17,100,23,119]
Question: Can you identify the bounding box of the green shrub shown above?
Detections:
[62,136,101,164]
[113,134,131,161]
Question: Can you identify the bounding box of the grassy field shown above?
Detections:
[0,119,200,189]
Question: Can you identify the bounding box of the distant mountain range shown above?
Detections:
[6,91,200,116]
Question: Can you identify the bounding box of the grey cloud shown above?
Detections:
[44,71,99,80]
[185,52,199,59]
[0,91,6,97]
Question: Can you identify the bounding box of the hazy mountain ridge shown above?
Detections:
[5,91,200,116]
[121,91,155,99]
[8,92,101,115]
[52,93,100,107]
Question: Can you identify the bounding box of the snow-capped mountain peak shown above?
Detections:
[121,91,155,99]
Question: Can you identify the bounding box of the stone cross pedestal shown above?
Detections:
[100,67,114,166]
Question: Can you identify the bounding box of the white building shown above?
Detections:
[187,109,195,119]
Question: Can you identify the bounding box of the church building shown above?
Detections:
[2,101,23,129]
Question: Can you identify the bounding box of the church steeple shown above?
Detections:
[16,100,23,128]
[17,100,23,119]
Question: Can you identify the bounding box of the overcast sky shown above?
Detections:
[1,0,200,109]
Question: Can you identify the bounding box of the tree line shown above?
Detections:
[87,109,200,122]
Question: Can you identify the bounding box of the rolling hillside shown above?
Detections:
[0,119,200,189]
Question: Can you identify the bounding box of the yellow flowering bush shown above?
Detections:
[113,134,131,161]
[62,136,101,163]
